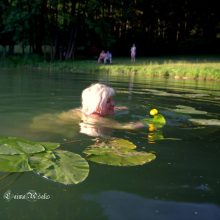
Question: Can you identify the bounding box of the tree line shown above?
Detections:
[0,0,219,60]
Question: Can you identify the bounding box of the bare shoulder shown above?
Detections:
[58,108,82,122]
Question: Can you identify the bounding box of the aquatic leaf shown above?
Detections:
[143,89,183,97]
[142,113,166,128]
[107,138,137,150]
[40,142,60,151]
[184,93,209,98]
[87,138,137,151]
[143,89,209,99]
[84,147,156,166]
[0,137,46,155]
[153,114,166,128]
[189,118,220,126]
[0,154,32,172]
[174,105,207,115]
[29,150,89,185]
[84,138,156,166]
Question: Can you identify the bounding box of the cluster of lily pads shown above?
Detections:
[0,109,167,185]
[172,105,220,126]
[0,136,157,185]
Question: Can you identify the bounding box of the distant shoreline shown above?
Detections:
[1,55,220,81]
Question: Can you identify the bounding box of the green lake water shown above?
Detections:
[0,68,220,220]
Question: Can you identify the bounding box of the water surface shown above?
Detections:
[0,68,220,220]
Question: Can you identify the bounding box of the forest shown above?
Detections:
[0,0,219,60]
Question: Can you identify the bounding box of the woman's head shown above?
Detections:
[81,83,115,116]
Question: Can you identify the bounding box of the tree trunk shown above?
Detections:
[65,27,77,59]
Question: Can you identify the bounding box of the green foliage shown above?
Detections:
[0,136,60,155]
[0,136,88,185]
[189,119,220,126]
[29,150,89,185]
[0,154,32,172]
[0,136,157,184]
[142,113,166,129]
[153,114,166,128]
[84,138,156,166]
[173,105,208,115]
[1,56,220,81]
[1,0,219,57]
[2,0,31,44]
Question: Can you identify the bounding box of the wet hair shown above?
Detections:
[81,83,115,115]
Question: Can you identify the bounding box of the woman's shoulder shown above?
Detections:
[58,108,82,121]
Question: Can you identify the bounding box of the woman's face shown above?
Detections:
[100,97,115,116]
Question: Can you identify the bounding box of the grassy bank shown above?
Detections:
[1,55,220,81]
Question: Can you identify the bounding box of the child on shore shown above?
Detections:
[98,50,106,63]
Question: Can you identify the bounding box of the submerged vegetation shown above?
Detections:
[1,55,220,81]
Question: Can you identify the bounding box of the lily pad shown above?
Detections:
[143,89,182,97]
[29,150,89,185]
[0,136,60,155]
[152,114,166,128]
[143,89,209,99]
[0,137,44,155]
[84,138,156,166]
[189,118,220,126]
[0,154,32,172]
[39,142,60,151]
[173,105,207,115]
[84,147,156,166]
[87,151,156,166]
[86,138,137,152]
[106,138,137,150]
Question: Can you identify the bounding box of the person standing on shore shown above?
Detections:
[130,44,136,62]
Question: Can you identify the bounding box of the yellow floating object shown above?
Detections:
[150,108,158,116]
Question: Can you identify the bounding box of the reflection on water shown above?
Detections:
[79,121,113,137]
[0,69,220,219]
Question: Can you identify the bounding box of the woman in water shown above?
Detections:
[31,83,144,137]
